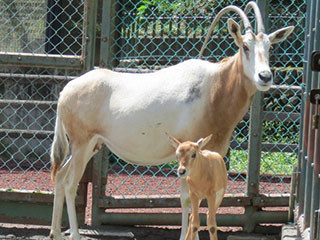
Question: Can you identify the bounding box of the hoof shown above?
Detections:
[69,231,81,240]
[49,230,63,240]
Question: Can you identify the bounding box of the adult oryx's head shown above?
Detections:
[200,2,294,92]
[228,2,294,91]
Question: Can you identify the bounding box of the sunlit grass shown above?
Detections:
[229,150,297,175]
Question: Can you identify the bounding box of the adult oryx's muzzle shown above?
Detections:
[258,70,273,84]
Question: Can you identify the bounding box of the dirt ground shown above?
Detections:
[0,223,282,240]
[0,167,289,240]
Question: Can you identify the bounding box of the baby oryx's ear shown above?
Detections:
[165,132,181,149]
[227,18,242,47]
[197,134,213,150]
[268,26,294,44]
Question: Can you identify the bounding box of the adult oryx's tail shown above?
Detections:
[50,110,69,182]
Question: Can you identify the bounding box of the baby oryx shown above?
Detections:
[167,133,227,240]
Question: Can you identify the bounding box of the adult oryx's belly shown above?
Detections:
[100,93,208,166]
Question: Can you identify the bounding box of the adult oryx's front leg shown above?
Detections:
[180,178,199,240]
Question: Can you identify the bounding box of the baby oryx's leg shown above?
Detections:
[207,188,224,240]
[207,194,218,240]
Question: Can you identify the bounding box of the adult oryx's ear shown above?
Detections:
[227,18,243,47]
[197,134,212,150]
[268,26,294,44]
[166,132,181,149]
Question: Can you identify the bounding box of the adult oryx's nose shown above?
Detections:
[258,70,273,83]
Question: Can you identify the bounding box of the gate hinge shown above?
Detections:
[310,89,320,130]
[311,51,320,71]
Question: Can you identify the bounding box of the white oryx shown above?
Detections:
[49,2,294,240]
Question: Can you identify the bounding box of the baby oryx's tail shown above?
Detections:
[50,109,69,182]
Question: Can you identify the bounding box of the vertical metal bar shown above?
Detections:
[303,0,318,229]
[244,0,268,232]
[90,147,104,226]
[297,0,312,217]
[100,0,120,68]
[312,120,320,239]
[101,149,110,198]
[245,91,263,232]
[310,2,320,237]
[82,0,98,72]
[247,92,264,197]
[100,0,112,68]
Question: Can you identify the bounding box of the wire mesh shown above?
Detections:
[0,0,84,192]
[0,0,305,201]
[0,0,84,55]
[104,0,305,197]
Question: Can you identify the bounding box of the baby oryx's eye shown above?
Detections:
[191,153,196,159]
[243,44,249,52]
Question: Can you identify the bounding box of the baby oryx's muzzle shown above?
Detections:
[178,168,186,177]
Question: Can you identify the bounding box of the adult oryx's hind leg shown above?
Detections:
[50,140,96,240]
[50,156,71,240]
[64,142,95,240]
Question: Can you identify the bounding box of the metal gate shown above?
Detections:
[91,0,305,231]
[0,0,305,231]
[294,0,320,239]
[0,0,97,225]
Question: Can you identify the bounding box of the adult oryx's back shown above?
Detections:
[49,2,294,240]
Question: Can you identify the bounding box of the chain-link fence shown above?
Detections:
[0,0,306,226]
[0,0,85,192]
[102,0,305,199]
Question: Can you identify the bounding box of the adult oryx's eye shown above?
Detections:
[191,153,196,159]
[243,44,249,52]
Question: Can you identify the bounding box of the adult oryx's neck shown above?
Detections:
[201,53,256,156]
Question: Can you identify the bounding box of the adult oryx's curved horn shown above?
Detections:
[244,1,265,33]
[199,6,252,58]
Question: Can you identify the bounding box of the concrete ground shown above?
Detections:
[281,224,301,240]
[0,223,283,240]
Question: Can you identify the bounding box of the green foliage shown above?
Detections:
[263,120,299,144]
[229,150,297,175]
[136,0,215,17]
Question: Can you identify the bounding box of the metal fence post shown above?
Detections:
[298,0,313,221]
[244,0,268,232]
[100,0,112,68]
[100,0,120,68]
[245,91,264,232]
[91,147,106,226]
[309,1,320,237]
[303,0,318,229]
[83,0,98,72]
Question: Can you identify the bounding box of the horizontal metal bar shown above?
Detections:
[0,189,85,206]
[252,195,290,207]
[230,140,298,153]
[268,85,302,95]
[0,201,58,225]
[264,111,300,122]
[0,52,83,69]
[0,128,54,140]
[242,111,300,122]
[100,211,288,226]
[0,190,85,226]
[0,99,57,111]
[0,73,75,84]
[99,195,289,209]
